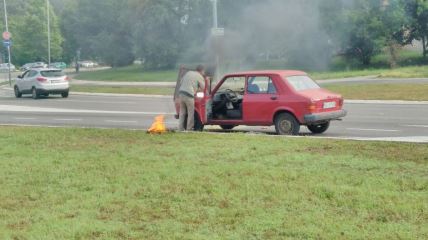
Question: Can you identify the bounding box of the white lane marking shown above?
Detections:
[63,100,138,104]
[0,105,174,116]
[347,128,400,132]
[345,100,428,105]
[404,125,428,128]
[105,120,138,124]
[54,118,82,121]
[14,117,37,120]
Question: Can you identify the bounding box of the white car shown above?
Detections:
[14,68,70,99]
[0,63,16,72]
[79,61,96,68]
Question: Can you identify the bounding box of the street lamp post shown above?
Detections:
[3,0,11,86]
[210,0,220,81]
[47,0,51,65]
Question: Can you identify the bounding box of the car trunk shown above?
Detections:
[298,88,343,113]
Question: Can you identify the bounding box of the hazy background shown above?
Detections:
[2,0,427,73]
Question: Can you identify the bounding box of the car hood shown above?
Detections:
[297,88,342,101]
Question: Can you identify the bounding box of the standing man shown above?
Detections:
[178,65,205,131]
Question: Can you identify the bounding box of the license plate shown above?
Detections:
[50,80,61,83]
[323,101,336,109]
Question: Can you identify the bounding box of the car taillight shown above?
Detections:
[65,76,71,81]
[37,77,48,82]
[339,98,344,107]
[308,102,317,112]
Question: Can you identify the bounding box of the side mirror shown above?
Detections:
[17,75,22,79]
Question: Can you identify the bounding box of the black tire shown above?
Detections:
[31,87,38,99]
[308,122,330,134]
[194,113,204,131]
[274,113,300,135]
[61,92,69,98]
[14,86,22,98]
[220,125,236,130]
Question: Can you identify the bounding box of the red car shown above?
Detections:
[174,69,347,135]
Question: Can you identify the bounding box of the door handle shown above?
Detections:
[270,96,278,100]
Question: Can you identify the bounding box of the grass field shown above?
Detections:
[0,127,427,239]
[325,83,428,101]
[75,65,428,82]
[71,85,174,95]
[311,65,428,80]
[76,66,177,82]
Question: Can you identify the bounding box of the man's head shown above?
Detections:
[196,65,205,76]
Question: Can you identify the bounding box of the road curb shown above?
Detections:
[345,100,428,105]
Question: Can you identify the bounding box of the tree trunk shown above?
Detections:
[423,36,427,59]
[388,43,396,68]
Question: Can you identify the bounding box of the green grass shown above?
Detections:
[75,65,177,82]
[0,126,427,239]
[325,83,428,101]
[71,85,174,95]
[75,64,428,83]
[310,65,428,80]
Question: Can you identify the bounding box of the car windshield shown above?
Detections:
[285,75,320,91]
[41,70,65,77]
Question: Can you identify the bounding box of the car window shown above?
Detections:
[285,75,320,91]
[27,70,38,78]
[247,76,277,94]
[218,76,246,92]
[21,71,29,78]
[41,70,65,77]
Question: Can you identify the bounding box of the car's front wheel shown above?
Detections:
[308,122,330,134]
[61,92,69,98]
[31,87,38,99]
[14,86,22,98]
[274,113,300,135]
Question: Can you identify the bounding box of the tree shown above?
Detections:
[2,0,63,65]
[405,0,428,58]
[61,0,135,67]
[131,0,188,69]
[321,0,408,67]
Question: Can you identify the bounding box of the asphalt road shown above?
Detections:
[1,87,427,143]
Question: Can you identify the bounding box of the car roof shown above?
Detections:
[224,70,308,77]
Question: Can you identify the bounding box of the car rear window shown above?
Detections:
[41,70,65,77]
[285,75,320,91]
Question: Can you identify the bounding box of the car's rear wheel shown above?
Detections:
[14,86,22,98]
[308,122,330,134]
[220,125,236,130]
[31,87,38,99]
[61,92,69,98]
[274,113,300,135]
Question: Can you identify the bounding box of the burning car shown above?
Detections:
[174,69,347,135]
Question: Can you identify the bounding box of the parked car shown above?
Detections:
[31,62,48,69]
[48,62,67,69]
[14,68,70,99]
[0,63,16,72]
[20,62,47,71]
[174,69,347,135]
[79,61,96,68]
[20,63,34,71]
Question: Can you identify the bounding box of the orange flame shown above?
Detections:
[148,115,167,134]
